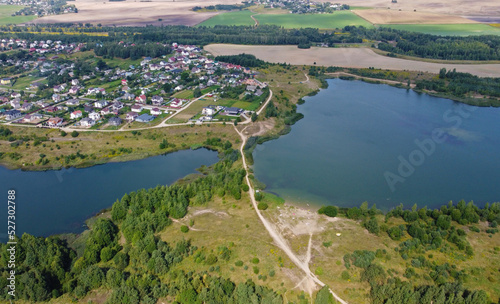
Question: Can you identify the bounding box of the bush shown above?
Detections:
[364,217,380,235]
[71,131,79,138]
[180,225,189,233]
[253,266,259,274]
[341,270,350,281]
[318,206,338,217]
[241,184,249,192]
[257,202,268,210]
[235,260,244,267]
[60,131,67,137]
[251,257,260,264]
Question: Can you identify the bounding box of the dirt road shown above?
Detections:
[233,125,348,304]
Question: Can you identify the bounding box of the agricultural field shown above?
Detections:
[255,11,374,29]
[204,44,500,77]
[196,10,255,27]
[0,5,37,25]
[353,9,478,24]
[381,23,500,36]
[199,10,373,29]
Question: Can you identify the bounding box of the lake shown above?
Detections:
[253,79,500,210]
[1,148,218,241]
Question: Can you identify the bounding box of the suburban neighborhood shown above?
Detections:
[0,39,269,131]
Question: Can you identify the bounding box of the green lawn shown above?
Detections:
[255,11,373,29]
[0,5,37,25]
[197,10,255,27]
[381,24,500,36]
[173,90,194,99]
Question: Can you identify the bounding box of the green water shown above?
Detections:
[253,79,500,210]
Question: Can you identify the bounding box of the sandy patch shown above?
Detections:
[30,0,242,26]
[240,119,275,137]
[205,44,500,77]
[353,9,478,24]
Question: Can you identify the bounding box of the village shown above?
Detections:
[0,39,269,131]
[249,0,350,14]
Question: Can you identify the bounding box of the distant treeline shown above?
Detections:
[2,25,499,61]
[192,4,251,11]
[215,54,267,67]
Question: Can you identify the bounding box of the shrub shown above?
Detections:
[235,260,244,267]
[180,225,189,233]
[241,184,249,192]
[253,266,259,274]
[341,270,350,281]
[318,206,338,217]
[71,131,79,137]
[251,257,260,264]
[257,202,268,210]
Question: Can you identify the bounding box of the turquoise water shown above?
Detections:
[253,79,500,210]
[0,149,218,240]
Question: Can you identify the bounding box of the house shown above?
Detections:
[246,85,257,92]
[135,94,147,104]
[152,95,164,106]
[88,112,101,121]
[126,112,138,121]
[45,106,58,113]
[80,117,95,127]
[53,84,66,93]
[94,100,108,108]
[4,110,22,120]
[169,99,182,108]
[52,94,61,102]
[1,78,11,85]
[108,116,122,126]
[47,117,63,127]
[136,114,155,123]
[10,92,21,98]
[69,86,79,94]
[121,79,127,85]
[202,107,216,116]
[71,79,79,86]
[100,107,111,116]
[20,102,32,112]
[224,107,243,116]
[66,99,80,106]
[112,101,124,110]
[150,108,162,116]
[123,92,135,100]
[131,105,143,113]
[70,110,82,119]
[10,100,21,109]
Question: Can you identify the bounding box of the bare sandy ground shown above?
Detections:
[31,0,241,26]
[328,0,500,17]
[205,44,500,77]
[353,9,479,24]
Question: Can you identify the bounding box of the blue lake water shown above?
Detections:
[0,149,218,241]
[253,79,500,210]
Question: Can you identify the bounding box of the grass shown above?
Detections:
[255,11,373,29]
[197,10,255,27]
[381,24,500,36]
[0,124,240,170]
[173,89,194,99]
[0,5,37,25]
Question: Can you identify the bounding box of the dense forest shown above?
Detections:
[215,54,267,68]
[2,25,500,61]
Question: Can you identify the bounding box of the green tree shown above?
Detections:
[315,285,335,304]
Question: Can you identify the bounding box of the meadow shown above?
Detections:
[196,10,255,27]
[0,5,37,25]
[255,11,374,29]
[199,10,373,29]
[382,23,500,36]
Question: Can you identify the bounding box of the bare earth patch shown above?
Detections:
[205,44,500,77]
[30,0,242,26]
[353,9,478,24]
[240,119,275,137]
[324,0,500,16]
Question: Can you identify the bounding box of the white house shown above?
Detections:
[80,117,95,127]
[88,112,101,121]
[202,107,215,116]
[70,110,82,119]
[131,105,143,113]
[94,100,108,108]
[150,108,162,116]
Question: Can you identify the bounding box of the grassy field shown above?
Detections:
[173,89,195,99]
[0,5,37,25]
[197,10,255,27]
[198,10,372,29]
[381,23,500,36]
[0,124,240,170]
[255,11,374,29]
